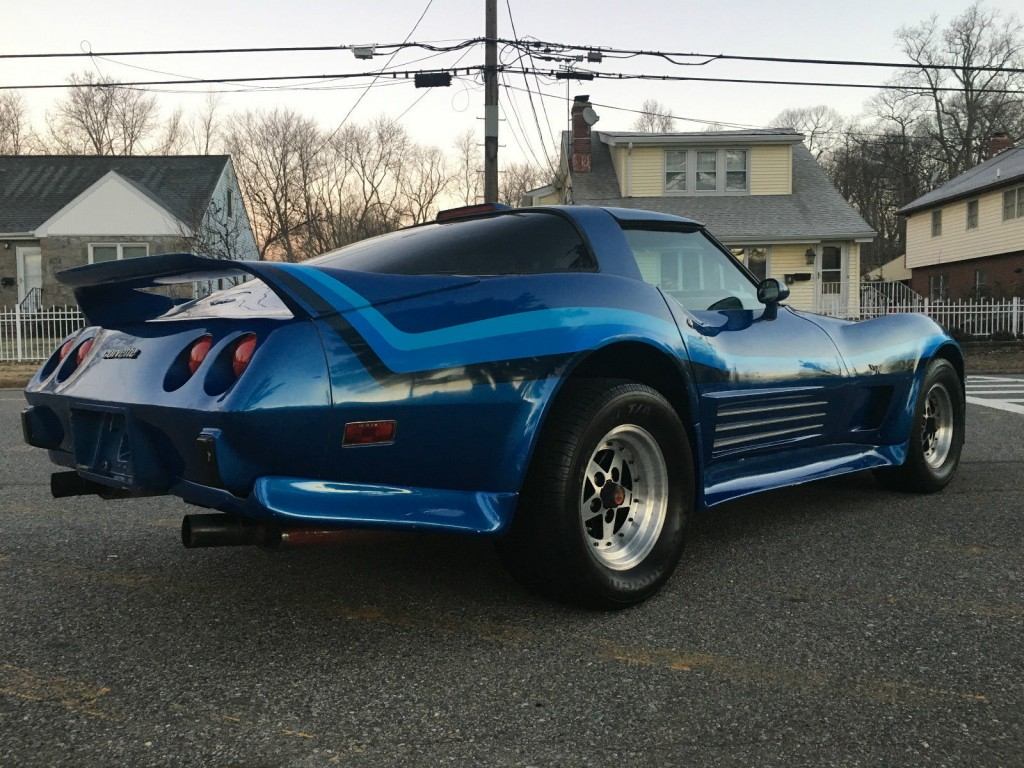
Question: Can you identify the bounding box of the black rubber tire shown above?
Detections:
[874,358,964,493]
[497,379,693,609]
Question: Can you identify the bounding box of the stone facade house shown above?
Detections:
[524,96,875,315]
[898,137,1024,300]
[0,155,258,309]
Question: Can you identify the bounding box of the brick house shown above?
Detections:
[0,155,258,309]
[899,137,1024,300]
[523,96,875,315]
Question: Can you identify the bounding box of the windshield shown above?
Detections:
[623,227,761,311]
[308,212,595,275]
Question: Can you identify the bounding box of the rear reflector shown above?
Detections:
[188,335,213,375]
[343,420,397,446]
[232,334,258,378]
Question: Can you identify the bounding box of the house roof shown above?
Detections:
[898,145,1024,215]
[568,131,875,243]
[0,155,229,233]
[598,128,803,147]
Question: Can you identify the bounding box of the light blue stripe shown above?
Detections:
[277,265,678,372]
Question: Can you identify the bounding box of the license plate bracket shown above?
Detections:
[71,406,134,485]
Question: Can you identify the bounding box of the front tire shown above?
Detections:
[874,358,964,493]
[498,380,693,609]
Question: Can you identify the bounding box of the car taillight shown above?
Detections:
[75,338,94,365]
[58,338,76,361]
[232,334,257,378]
[188,335,213,375]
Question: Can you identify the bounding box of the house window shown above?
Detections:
[227,189,234,218]
[1004,186,1024,221]
[665,150,687,192]
[88,243,150,264]
[931,209,942,237]
[730,246,769,281]
[662,148,751,195]
[695,151,717,191]
[929,273,948,302]
[725,150,748,191]
[966,199,979,229]
[975,269,987,299]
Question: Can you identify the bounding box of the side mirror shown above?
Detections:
[756,278,789,320]
[756,278,790,305]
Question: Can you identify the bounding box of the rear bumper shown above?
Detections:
[177,476,516,534]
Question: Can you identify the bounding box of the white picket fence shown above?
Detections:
[0,306,85,362]
[0,286,1021,363]
[813,281,1024,339]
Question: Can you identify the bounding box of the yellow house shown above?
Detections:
[524,97,875,315]
[899,141,1024,300]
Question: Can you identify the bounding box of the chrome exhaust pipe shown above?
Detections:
[181,514,268,548]
[180,514,352,549]
[50,471,148,500]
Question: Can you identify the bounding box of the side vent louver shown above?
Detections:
[713,393,827,455]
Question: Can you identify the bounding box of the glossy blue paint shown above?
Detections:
[23,205,960,536]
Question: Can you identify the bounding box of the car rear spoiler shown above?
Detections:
[59,253,328,326]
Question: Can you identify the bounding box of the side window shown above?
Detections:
[623,227,760,311]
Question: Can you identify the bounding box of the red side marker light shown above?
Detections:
[188,335,213,376]
[231,333,258,378]
[75,338,94,366]
[343,420,397,446]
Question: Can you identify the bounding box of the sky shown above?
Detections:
[3,0,1021,164]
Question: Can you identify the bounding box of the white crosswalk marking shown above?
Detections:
[965,375,1024,415]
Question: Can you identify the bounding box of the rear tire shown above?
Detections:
[498,380,693,609]
[874,358,964,493]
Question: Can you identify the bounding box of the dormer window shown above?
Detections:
[726,150,748,191]
[663,148,749,195]
[696,151,717,190]
[665,150,687,192]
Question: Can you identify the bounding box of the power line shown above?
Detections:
[312,0,436,155]
[504,1,555,171]
[8,36,1024,76]
[0,67,482,91]
[0,39,482,60]
[508,39,1024,75]
[520,67,1024,94]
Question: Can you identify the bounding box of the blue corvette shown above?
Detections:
[22,204,964,607]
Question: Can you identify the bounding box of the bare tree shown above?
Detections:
[154,107,187,155]
[0,93,29,154]
[893,2,1024,177]
[499,161,548,207]
[225,108,321,261]
[632,99,676,133]
[47,71,161,155]
[770,105,847,161]
[190,93,223,155]
[400,145,451,224]
[451,129,481,205]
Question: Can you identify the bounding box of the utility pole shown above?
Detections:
[483,0,499,203]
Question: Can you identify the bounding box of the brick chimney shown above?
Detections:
[571,95,598,173]
[987,131,1014,158]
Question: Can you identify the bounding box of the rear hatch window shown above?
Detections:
[309,212,595,275]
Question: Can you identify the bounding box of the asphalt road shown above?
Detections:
[1,389,1021,767]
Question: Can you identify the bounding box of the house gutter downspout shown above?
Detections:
[626,142,633,197]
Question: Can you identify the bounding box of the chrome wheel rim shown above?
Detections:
[921,382,954,469]
[580,424,669,571]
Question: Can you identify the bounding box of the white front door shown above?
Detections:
[16,246,42,306]
[815,243,847,316]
